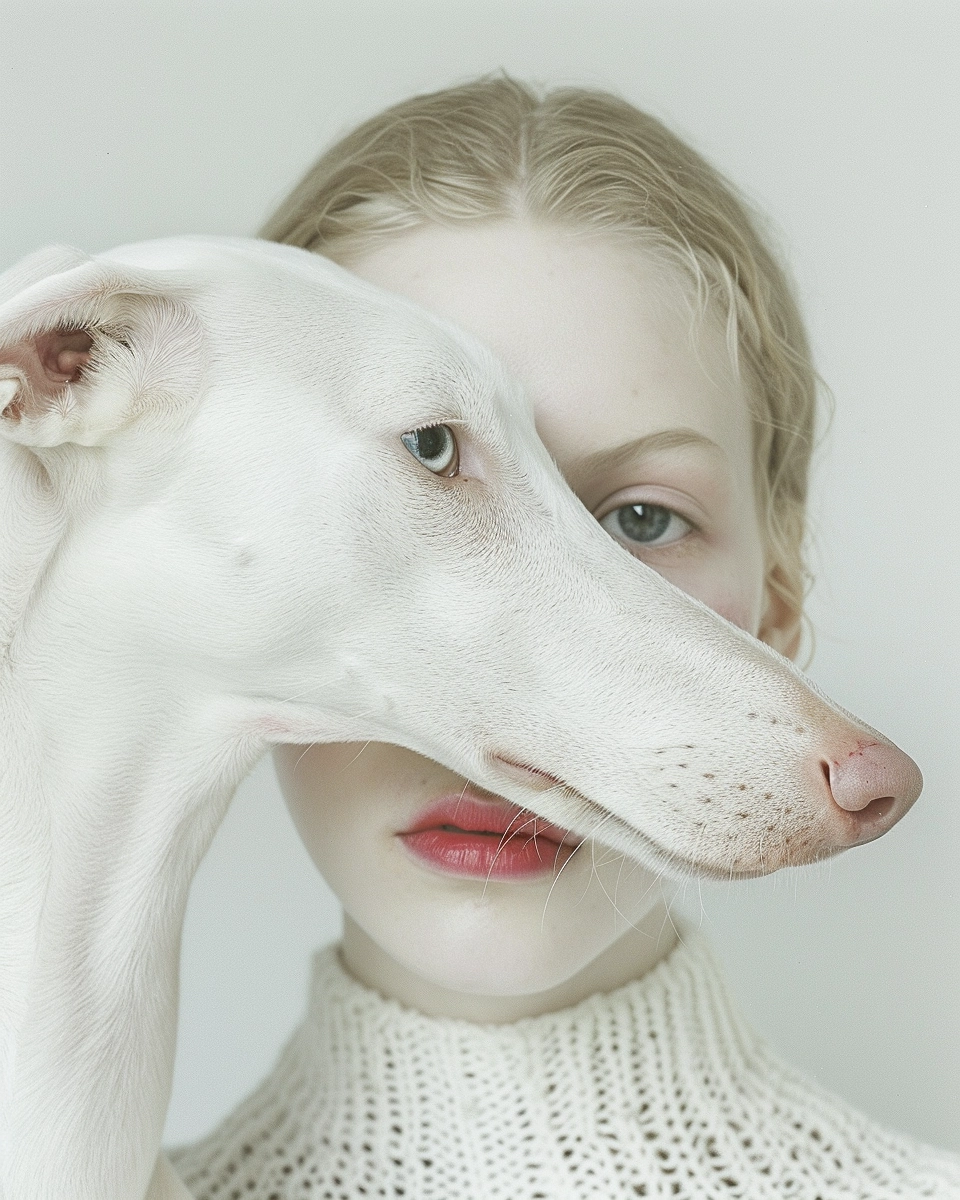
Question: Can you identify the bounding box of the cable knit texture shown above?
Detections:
[167,927,960,1199]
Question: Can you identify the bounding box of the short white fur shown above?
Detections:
[0,237,916,1198]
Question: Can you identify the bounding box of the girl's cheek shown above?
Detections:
[710,599,759,634]
[684,582,754,631]
[652,559,762,635]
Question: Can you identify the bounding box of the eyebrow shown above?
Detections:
[565,428,726,491]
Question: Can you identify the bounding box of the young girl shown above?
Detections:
[166,75,960,1198]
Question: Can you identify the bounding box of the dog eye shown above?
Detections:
[599,503,692,547]
[400,424,459,477]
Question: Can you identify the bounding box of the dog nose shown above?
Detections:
[825,741,923,842]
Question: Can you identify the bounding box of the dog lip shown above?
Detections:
[492,754,567,792]
[399,790,579,847]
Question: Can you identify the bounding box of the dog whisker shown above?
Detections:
[480,808,554,898]
[589,838,644,932]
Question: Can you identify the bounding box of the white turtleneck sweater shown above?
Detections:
[166,927,960,1198]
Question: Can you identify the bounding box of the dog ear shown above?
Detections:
[0,244,92,307]
[0,249,201,448]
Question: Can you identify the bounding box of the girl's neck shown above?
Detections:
[339,900,678,1023]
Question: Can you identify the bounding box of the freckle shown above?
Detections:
[766,824,776,832]
[795,726,805,735]
[703,772,715,779]
[770,717,778,725]
[737,784,747,791]
[669,782,678,788]
[763,792,773,800]
[737,812,749,819]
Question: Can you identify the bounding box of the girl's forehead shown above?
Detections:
[342,220,755,483]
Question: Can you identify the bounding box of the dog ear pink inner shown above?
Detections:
[1,328,93,420]
[43,329,93,381]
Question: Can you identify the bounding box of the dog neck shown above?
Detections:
[0,437,272,1195]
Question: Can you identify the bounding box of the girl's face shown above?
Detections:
[274,222,798,1020]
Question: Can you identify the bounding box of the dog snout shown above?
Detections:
[823,739,923,845]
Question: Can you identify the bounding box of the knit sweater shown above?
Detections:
[166,927,960,1199]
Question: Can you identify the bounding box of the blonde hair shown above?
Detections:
[261,75,820,656]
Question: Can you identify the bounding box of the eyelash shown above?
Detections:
[597,502,696,549]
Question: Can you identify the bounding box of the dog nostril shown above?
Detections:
[858,795,896,824]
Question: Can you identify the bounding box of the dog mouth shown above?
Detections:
[488,755,691,873]
[488,754,780,882]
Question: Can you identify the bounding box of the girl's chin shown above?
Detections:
[396,941,599,998]
[357,906,618,999]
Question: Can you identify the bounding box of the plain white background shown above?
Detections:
[2,0,957,1155]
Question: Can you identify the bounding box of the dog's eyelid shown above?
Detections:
[402,415,467,433]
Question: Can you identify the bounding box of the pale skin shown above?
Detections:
[274,221,800,1022]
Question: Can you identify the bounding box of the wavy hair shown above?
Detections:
[261,75,822,658]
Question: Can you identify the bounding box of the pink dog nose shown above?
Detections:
[826,741,923,842]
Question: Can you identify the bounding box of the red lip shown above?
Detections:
[397,790,580,879]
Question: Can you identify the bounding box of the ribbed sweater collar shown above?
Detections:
[169,924,960,1198]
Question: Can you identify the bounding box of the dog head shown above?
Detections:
[0,237,921,878]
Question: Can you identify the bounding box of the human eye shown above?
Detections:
[598,502,694,549]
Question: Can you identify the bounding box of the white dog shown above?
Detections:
[0,237,921,1199]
